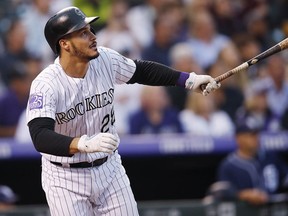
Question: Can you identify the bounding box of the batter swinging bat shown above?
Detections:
[201,37,288,90]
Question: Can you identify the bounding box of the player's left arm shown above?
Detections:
[127,60,220,95]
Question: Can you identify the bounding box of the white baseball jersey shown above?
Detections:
[26,47,139,216]
[26,46,136,163]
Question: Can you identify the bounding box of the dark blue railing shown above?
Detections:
[0,132,288,159]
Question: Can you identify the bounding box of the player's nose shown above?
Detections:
[89,31,96,40]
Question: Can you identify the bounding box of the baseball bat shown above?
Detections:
[201,37,288,90]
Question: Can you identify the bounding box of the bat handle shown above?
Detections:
[200,76,222,92]
[200,81,221,92]
[200,84,206,92]
[200,62,249,92]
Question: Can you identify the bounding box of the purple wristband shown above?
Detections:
[176,72,190,87]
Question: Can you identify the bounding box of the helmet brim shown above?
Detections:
[85,16,99,24]
[65,16,99,35]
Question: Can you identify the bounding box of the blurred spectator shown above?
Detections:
[126,0,157,48]
[0,62,33,137]
[165,42,203,111]
[180,92,235,137]
[233,33,262,80]
[96,0,140,59]
[0,19,29,86]
[24,55,43,79]
[15,110,31,144]
[211,0,244,38]
[14,56,42,143]
[268,0,288,34]
[141,10,179,66]
[113,84,143,135]
[272,18,288,48]
[187,10,231,71]
[0,66,5,98]
[245,8,276,51]
[207,59,244,123]
[128,86,183,134]
[0,185,18,211]
[216,119,288,205]
[0,0,20,40]
[230,0,268,22]
[271,16,288,61]
[162,1,188,42]
[0,80,5,98]
[169,42,203,74]
[126,0,172,49]
[265,55,288,121]
[281,107,288,131]
[217,40,241,70]
[185,0,211,14]
[20,0,56,66]
[0,39,3,57]
[235,78,280,132]
[233,33,261,63]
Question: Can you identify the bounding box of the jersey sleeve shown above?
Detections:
[26,78,57,124]
[104,47,136,84]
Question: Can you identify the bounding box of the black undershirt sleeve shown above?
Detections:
[28,117,73,157]
[127,60,182,86]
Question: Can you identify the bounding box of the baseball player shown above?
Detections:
[26,6,220,216]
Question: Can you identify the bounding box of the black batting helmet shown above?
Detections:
[44,6,99,54]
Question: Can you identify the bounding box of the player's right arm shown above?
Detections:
[28,117,119,156]
[69,138,80,154]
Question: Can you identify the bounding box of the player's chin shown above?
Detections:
[89,48,99,59]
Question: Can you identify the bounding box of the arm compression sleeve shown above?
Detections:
[128,60,189,87]
[28,117,73,156]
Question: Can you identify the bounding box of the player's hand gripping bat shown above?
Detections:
[201,37,288,90]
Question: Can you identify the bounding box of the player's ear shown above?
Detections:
[59,39,70,52]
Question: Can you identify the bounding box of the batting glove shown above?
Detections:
[185,72,221,96]
[77,133,119,154]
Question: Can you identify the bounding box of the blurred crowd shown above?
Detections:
[1,0,288,140]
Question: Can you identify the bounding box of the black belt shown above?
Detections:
[50,156,108,168]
